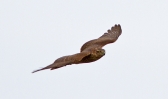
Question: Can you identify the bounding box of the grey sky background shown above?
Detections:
[0,0,168,99]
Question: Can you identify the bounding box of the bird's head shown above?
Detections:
[95,48,105,57]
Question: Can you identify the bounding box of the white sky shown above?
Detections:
[0,0,168,99]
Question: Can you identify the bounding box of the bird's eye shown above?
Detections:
[96,50,101,52]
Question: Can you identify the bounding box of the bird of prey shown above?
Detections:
[32,24,122,73]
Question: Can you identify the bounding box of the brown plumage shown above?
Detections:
[32,24,122,73]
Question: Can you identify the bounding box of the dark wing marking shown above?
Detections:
[32,51,91,73]
[80,24,122,52]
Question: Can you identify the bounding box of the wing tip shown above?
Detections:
[32,64,53,73]
[114,24,121,27]
[32,69,42,73]
[113,24,122,33]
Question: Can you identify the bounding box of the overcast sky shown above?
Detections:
[1,0,168,99]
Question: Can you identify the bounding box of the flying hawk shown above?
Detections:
[32,24,122,73]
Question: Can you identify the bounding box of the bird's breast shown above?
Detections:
[80,53,105,63]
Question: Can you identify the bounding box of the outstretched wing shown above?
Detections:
[32,51,91,73]
[80,24,122,52]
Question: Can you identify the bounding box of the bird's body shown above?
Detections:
[32,24,122,73]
